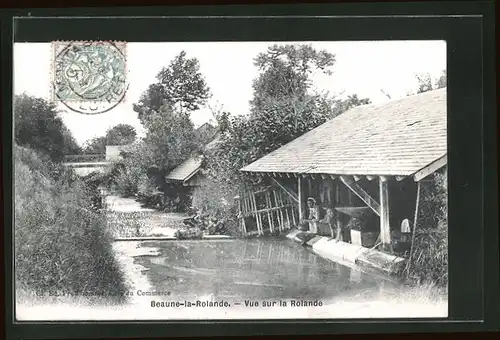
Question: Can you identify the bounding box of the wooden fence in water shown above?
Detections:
[237,186,299,237]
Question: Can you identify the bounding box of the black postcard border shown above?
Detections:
[2,1,498,338]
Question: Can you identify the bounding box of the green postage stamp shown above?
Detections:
[51,41,128,114]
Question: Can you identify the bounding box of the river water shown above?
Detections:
[135,238,387,303]
[16,196,448,320]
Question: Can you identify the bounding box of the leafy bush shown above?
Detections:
[14,94,81,161]
[194,44,371,233]
[191,176,242,236]
[14,146,127,304]
[402,169,448,287]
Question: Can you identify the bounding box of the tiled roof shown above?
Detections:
[165,156,203,182]
[165,133,221,182]
[240,88,447,177]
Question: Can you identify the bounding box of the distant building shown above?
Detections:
[105,145,130,161]
[165,133,220,187]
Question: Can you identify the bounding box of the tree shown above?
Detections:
[195,44,370,221]
[105,124,137,145]
[14,94,81,162]
[133,51,211,124]
[82,124,136,154]
[142,105,197,173]
[333,94,372,115]
[250,44,336,112]
[412,70,447,95]
[122,52,210,205]
[113,104,198,204]
[82,136,107,154]
[435,70,447,89]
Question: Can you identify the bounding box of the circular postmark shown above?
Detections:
[52,41,129,114]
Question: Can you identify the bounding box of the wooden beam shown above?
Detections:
[379,177,391,247]
[340,175,353,182]
[340,176,381,216]
[406,181,422,275]
[301,174,308,178]
[270,177,299,203]
[298,177,304,220]
[310,174,315,179]
[395,175,406,181]
[286,173,291,178]
[413,155,447,182]
[330,174,337,180]
[380,175,389,182]
[366,175,375,181]
[320,174,326,180]
[353,175,362,181]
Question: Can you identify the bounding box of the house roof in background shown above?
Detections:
[195,122,218,144]
[165,130,221,183]
[240,88,447,177]
[165,156,203,182]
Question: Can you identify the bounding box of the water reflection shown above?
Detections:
[135,238,395,303]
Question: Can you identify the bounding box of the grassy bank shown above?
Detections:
[399,170,448,287]
[14,146,127,305]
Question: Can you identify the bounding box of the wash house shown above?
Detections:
[238,88,447,254]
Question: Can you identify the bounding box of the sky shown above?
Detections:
[13,40,446,146]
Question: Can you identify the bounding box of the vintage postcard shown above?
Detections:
[13,40,448,321]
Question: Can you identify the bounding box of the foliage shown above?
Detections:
[410,70,447,95]
[194,44,370,227]
[250,44,335,112]
[111,108,198,211]
[115,52,209,209]
[14,94,81,161]
[82,136,107,154]
[194,122,218,145]
[133,51,211,124]
[105,123,137,145]
[111,141,159,198]
[14,146,126,303]
[83,124,137,154]
[142,105,198,172]
[402,168,448,287]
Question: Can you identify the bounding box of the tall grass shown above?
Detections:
[401,169,448,287]
[14,146,127,305]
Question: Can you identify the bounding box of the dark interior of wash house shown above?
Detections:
[235,173,419,256]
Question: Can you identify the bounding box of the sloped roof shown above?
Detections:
[240,88,447,177]
[195,122,217,144]
[165,133,221,182]
[165,156,203,182]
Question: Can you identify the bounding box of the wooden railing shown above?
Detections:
[63,154,106,163]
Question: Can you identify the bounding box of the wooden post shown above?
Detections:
[265,191,274,233]
[274,190,284,231]
[238,197,247,236]
[291,205,297,227]
[379,177,391,251]
[280,191,291,230]
[251,192,262,235]
[406,181,422,275]
[335,180,340,206]
[298,176,304,221]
